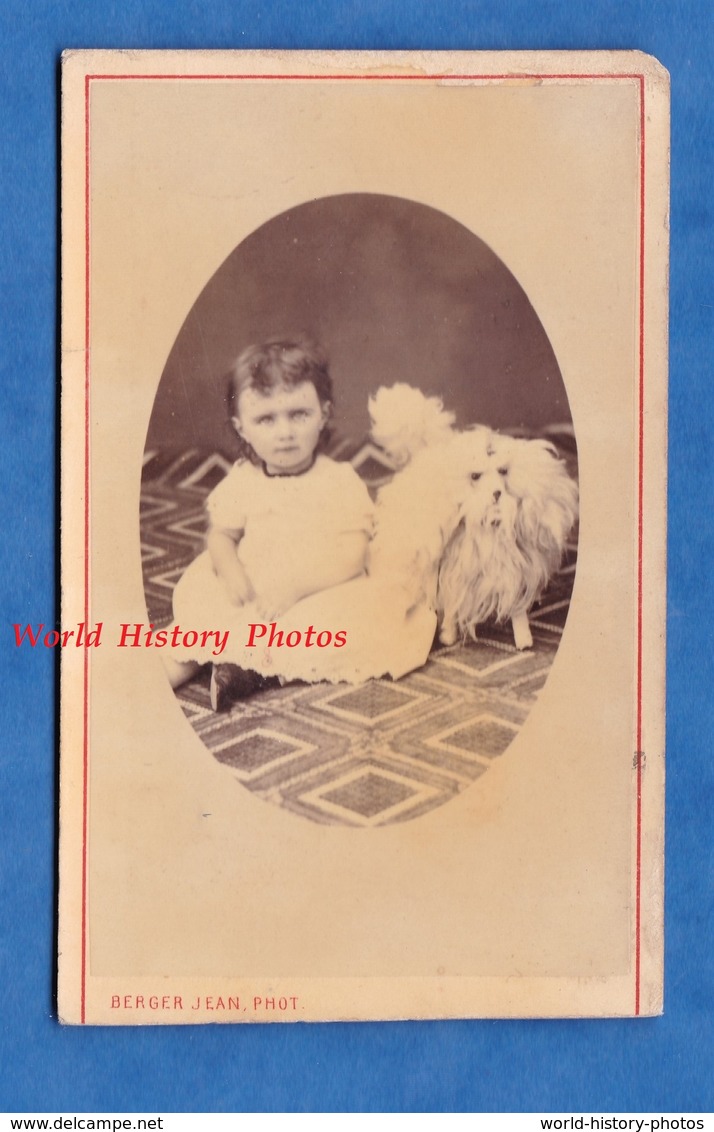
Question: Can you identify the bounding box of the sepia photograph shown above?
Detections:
[141,192,580,827]
[58,50,668,1024]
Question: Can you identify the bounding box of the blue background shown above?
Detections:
[0,0,711,1114]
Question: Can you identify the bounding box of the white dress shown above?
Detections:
[169,455,437,683]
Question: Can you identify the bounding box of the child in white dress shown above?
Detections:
[164,338,378,709]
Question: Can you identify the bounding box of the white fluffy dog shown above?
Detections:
[367,384,579,650]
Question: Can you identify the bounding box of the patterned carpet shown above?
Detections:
[141,435,578,827]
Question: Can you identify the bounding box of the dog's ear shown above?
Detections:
[369,384,456,468]
[509,440,578,561]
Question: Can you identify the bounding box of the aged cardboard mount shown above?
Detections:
[59,50,668,1023]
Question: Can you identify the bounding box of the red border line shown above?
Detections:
[80,69,646,1022]
[635,72,646,1017]
[81,72,91,1025]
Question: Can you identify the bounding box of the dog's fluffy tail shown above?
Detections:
[369,383,455,469]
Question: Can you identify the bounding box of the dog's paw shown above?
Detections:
[511,611,533,650]
[439,623,460,646]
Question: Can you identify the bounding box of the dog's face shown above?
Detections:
[449,430,519,536]
[369,384,578,633]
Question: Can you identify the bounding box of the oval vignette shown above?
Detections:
[141,193,579,828]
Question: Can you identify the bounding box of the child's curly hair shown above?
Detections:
[225,336,334,463]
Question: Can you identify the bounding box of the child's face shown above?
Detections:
[234,381,329,475]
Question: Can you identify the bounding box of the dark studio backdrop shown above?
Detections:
[1,0,712,1116]
[148,193,570,455]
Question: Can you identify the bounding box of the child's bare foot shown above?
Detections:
[163,657,201,689]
